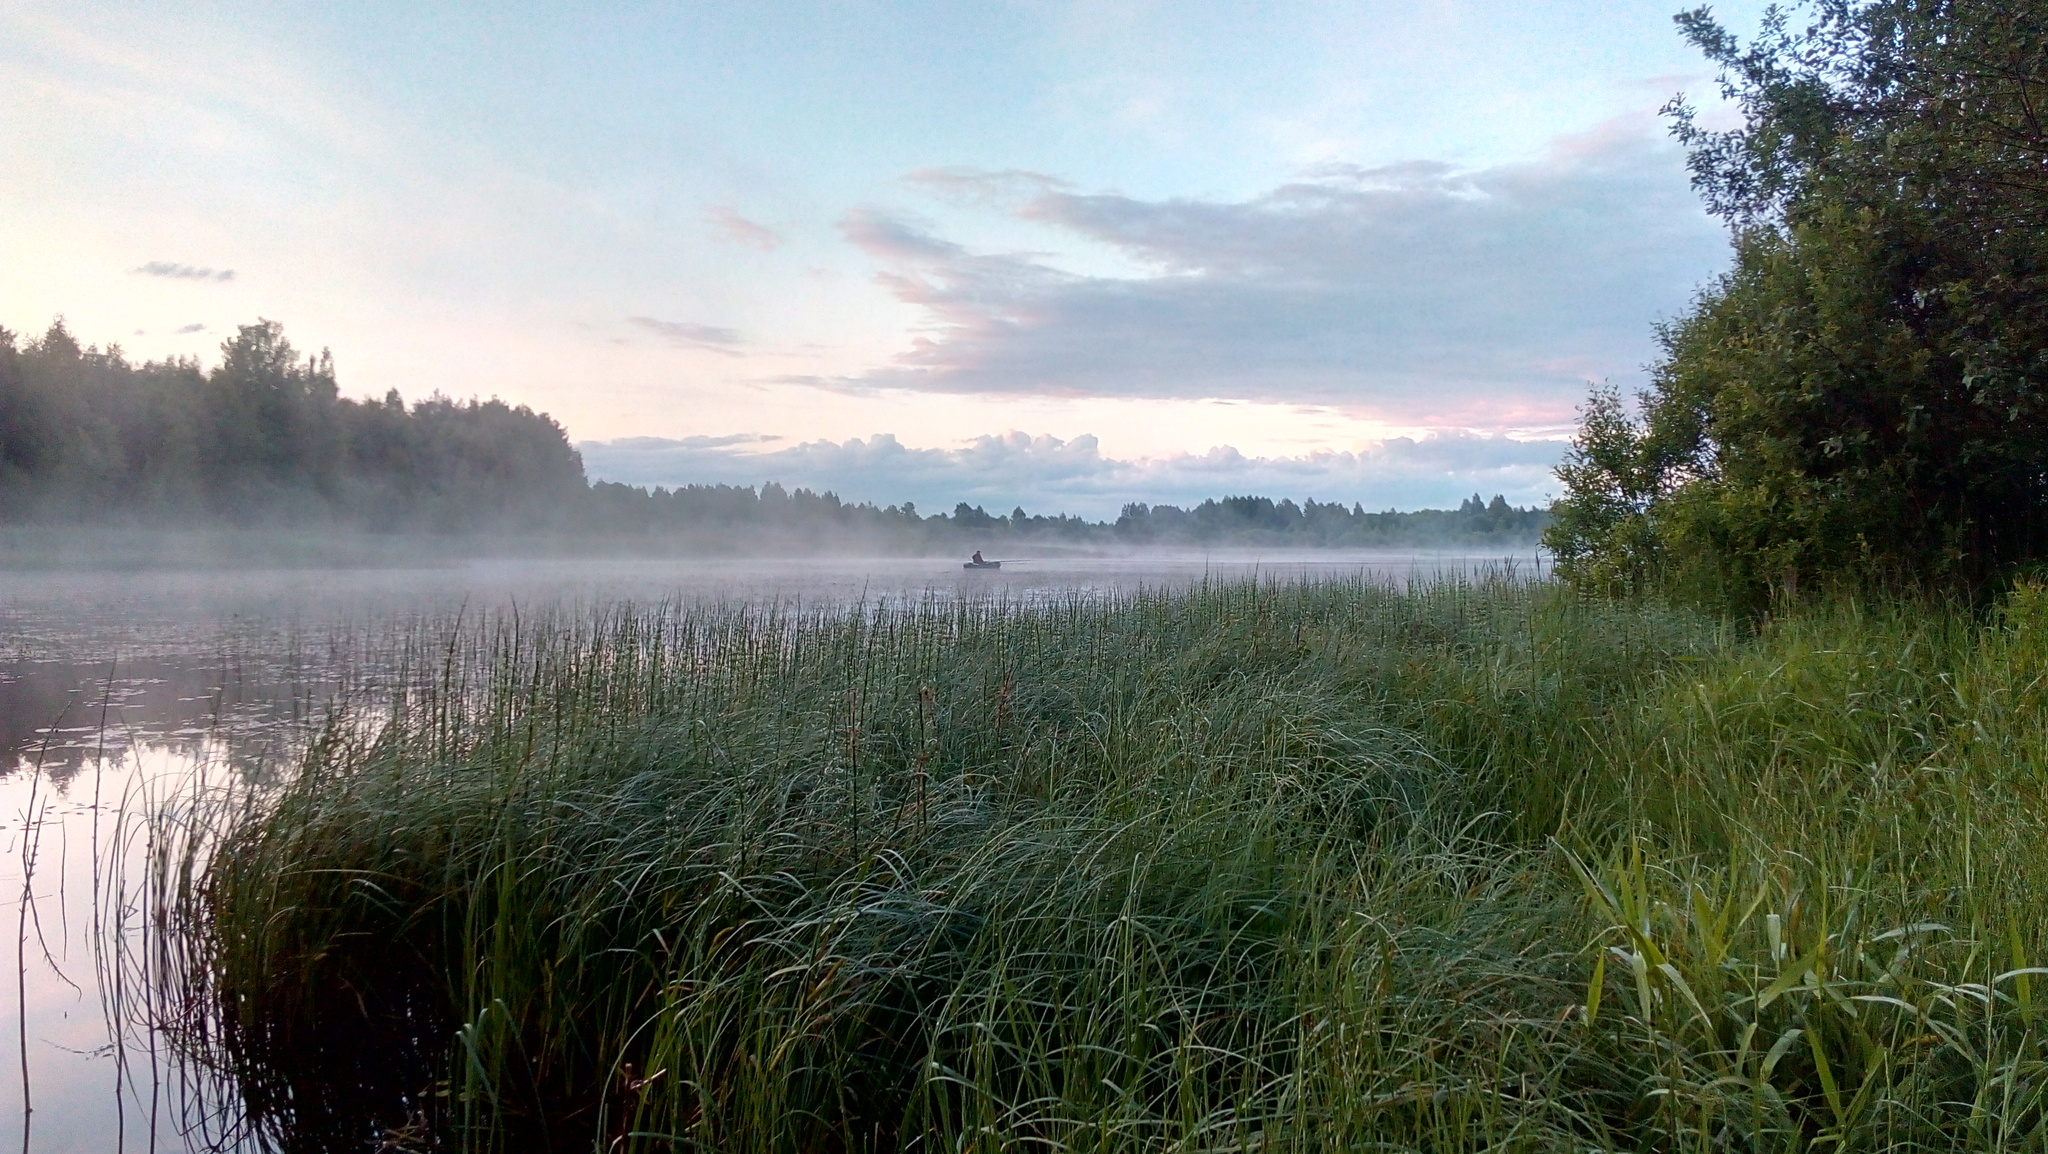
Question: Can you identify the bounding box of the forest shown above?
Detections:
[0,318,1545,549]
[0,318,585,532]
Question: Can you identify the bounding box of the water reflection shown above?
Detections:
[0,661,321,782]
[7,743,253,1152]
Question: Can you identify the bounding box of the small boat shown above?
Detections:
[962,560,1002,570]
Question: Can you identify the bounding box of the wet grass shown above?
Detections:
[175,575,2048,1151]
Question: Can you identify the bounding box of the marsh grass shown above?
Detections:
[175,575,2048,1151]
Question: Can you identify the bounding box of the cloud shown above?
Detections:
[830,116,1726,427]
[625,316,747,354]
[579,429,1565,518]
[173,322,207,334]
[904,167,1072,205]
[601,433,782,451]
[707,205,780,252]
[132,261,235,282]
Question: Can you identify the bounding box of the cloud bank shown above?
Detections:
[826,117,1724,426]
[580,430,1564,519]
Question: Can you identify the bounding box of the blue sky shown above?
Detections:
[1,0,1764,516]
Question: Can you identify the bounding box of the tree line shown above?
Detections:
[1111,493,1541,546]
[1548,0,2048,605]
[1,318,1544,548]
[587,483,1544,548]
[1,319,586,531]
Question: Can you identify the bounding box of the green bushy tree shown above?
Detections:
[1549,0,2048,604]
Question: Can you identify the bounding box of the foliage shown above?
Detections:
[1543,384,1695,594]
[1548,0,2048,603]
[0,319,585,531]
[1113,492,1545,547]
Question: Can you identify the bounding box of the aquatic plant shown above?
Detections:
[178,576,2048,1151]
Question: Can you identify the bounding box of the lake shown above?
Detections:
[0,550,1535,1151]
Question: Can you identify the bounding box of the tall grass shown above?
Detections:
[175,575,2048,1151]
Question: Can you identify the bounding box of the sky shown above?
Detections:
[0,0,1763,517]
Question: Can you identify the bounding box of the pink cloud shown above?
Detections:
[707,205,780,252]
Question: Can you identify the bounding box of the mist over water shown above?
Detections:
[1,549,1534,1150]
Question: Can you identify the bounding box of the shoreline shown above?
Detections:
[0,526,1546,572]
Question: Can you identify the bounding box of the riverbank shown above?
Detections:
[183,576,2048,1151]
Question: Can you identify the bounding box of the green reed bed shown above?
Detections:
[178,576,2048,1151]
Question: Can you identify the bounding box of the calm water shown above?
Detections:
[0,550,1534,1151]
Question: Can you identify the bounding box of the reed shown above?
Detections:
[176,575,2048,1151]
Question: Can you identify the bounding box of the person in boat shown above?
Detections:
[971,551,985,564]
